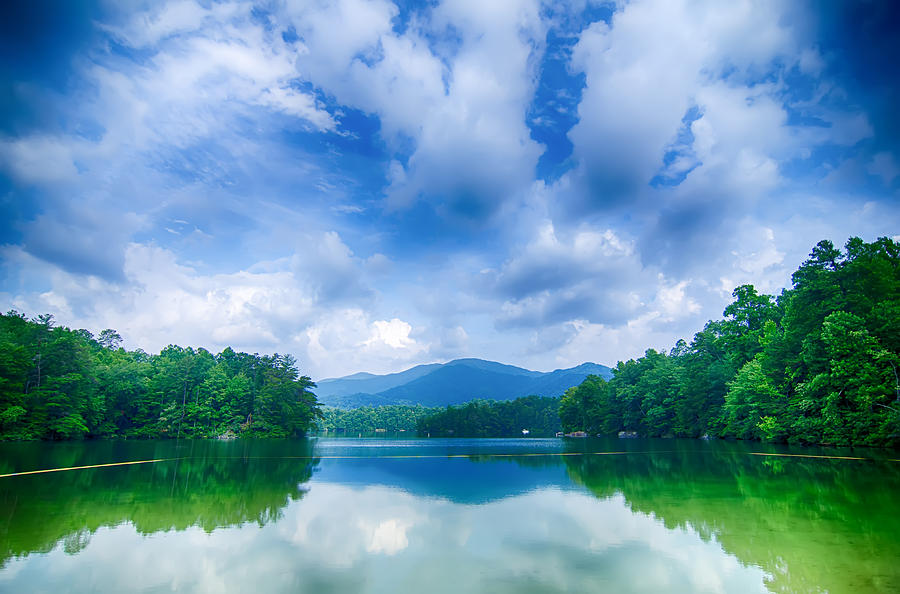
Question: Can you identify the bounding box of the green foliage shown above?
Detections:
[0,313,321,440]
[559,237,900,447]
[417,395,563,437]
[559,375,616,435]
[724,359,785,440]
[317,404,439,434]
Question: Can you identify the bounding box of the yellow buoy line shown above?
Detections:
[1,449,897,479]
[0,458,183,478]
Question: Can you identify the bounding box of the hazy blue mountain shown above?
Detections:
[315,362,442,399]
[314,359,612,408]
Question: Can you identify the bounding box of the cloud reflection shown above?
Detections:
[0,482,769,593]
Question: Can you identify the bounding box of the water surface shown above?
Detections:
[1,438,898,593]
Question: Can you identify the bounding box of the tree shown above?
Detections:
[556,237,900,447]
[98,329,123,350]
[0,312,321,441]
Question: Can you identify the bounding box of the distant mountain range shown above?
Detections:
[314,358,613,408]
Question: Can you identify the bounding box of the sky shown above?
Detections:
[1,0,898,380]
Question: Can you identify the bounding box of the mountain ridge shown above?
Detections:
[314,358,612,408]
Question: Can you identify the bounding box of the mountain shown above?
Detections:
[314,363,442,399]
[314,359,612,408]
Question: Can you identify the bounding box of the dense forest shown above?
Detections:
[2,236,896,446]
[416,396,563,437]
[317,404,439,434]
[560,237,900,446]
[0,314,320,440]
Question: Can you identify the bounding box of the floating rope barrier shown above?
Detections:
[1,449,897,479]
[0,458,183,479]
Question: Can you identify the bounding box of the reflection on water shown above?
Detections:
[561,440,900,594]
[0,440,318,565]
[0,438,898,593]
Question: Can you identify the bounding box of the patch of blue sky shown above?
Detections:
[147,139,245,190]
[528,28,584,183]
[789,146,896,198]
[650,106,703,188]
[249,5,277,31]
[528,4,614,183]
[811,1,900,152]
[0,88,60,137]
[0,1,101,88]
[542,2,613,33]
[0,4,101,136]
[378,199,505,261]
[778,68,824,106]
[104,38,160,66]
[71,119,107,145]
[280,108,390,196]
[390,0,436,36]
[281,25,300,45]
[0,176,30,245]
[778,144,853,180]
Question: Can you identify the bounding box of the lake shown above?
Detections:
[1,437,898,593]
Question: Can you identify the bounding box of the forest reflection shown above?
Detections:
[2,438,898,593]
[559,439,900,593]
[1,440,318,566]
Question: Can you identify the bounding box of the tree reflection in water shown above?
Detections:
[0,439,318,566]
[561,439,900,593]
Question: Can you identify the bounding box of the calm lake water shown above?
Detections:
[1,437,898,593]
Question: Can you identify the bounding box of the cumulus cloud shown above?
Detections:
[280,0,548,221]
[561,0,875,256]
[304,310,430,379]
[1,231,435,378]
[1,0,898,377]
[0,0,349,283]
[568,0,806,203]
[483,221,701,331]
[103,1,337,133]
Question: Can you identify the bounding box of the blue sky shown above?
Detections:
[1,0,898,379]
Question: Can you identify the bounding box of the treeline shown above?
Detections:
[0,313,320,440]
[560,237,900,446]
[317,404,439,434]
[417,395,562,437]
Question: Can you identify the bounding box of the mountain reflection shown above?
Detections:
[0,440,318,566]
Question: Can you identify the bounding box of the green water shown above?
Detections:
[1,438,898,593]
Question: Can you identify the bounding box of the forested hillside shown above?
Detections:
[318,404,439,434]
[560,237,900,446]
[0,315,320,440]
[417,396,563,437]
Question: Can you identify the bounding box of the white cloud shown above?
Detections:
[101,0,242,48]
[1,231,423,378]
[366,319,417,350]
[719,225,788,296]
[2,0,896,380]
[565,0,867,212]
[304,309,430,378]
[487,222,651,328]
[0,135,85,186]
[282,0,546,218]
[364,518,413,555]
